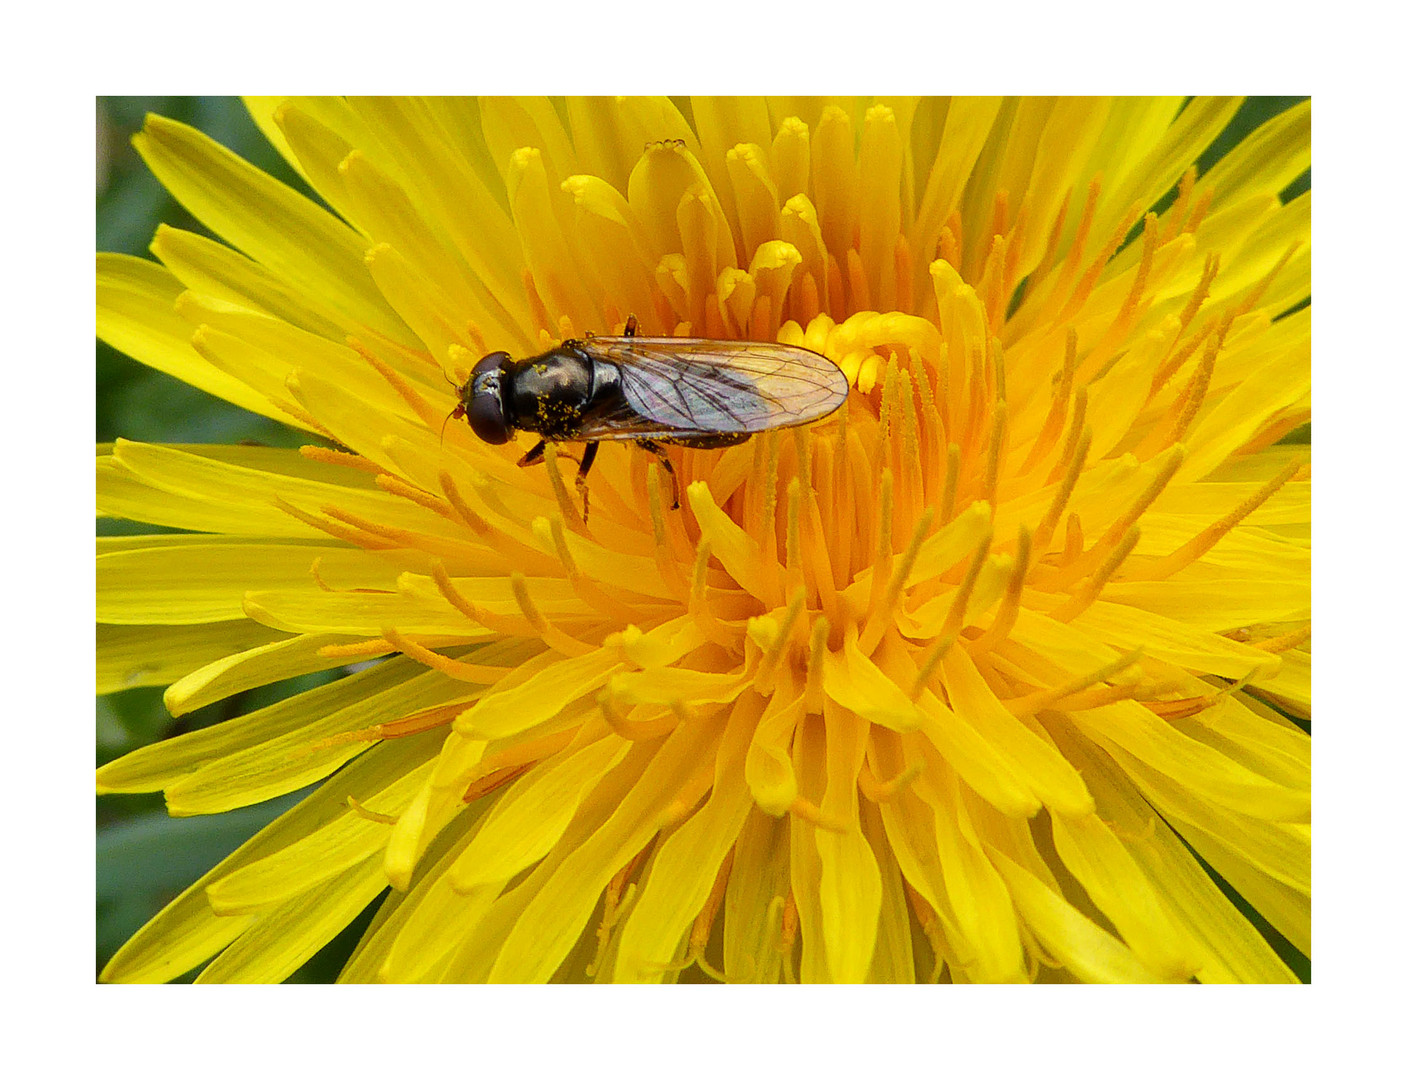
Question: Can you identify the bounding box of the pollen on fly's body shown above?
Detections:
[445,314,851,520]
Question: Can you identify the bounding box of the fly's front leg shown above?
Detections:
[576,442,599,522]
[517,440,547,468]
[518,440,582,469]
[636,438,679,509]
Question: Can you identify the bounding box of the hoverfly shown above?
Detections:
[447,315,849,515]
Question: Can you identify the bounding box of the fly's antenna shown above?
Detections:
[441,367,466,447]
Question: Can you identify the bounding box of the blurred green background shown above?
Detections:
[96,96,1309,983]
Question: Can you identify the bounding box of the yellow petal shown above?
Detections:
[97,253,294,424]
[457,650,622,740]
[612,698,757,981]
[448,734,629,890]
[133,114,412,344]
[164,632,363,717]
[486,716,726,981]
[97,621,288,694]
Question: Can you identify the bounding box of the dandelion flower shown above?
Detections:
[97,96,1310,983]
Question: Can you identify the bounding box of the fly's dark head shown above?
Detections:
[453,350,515,445]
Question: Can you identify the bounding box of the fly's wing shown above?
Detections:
[574,336,849,441]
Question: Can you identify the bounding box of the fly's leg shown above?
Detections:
[517,439,595,520]
[576,442,600,522]
[637,438,679,509]
[517,440,547,468]
[625,313,638,338]
[518,440,582,469]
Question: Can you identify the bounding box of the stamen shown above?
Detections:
[981,399,1007,503]
[685,850,734,982]
[1004,202,1030,294]
[299,444,383,474]
[964,342,987,456]
[599,693,679,741]
[937,528,993,641]
[1144,694,1217,721]
[857,755,925,802]
[1044,385,1089,486]
[1140,461,1299,580]
[778,893,799,985]
[542,515,640,622]
[647,464,691,602]
[1229,241,1301,320]
[431,562,533,636]
[1150,313,1217,399]
[1050,524,1141,622]
[909,633,957,699]
[585,846,651,976]
[1053,444,1184,587]
[1112,214,1160,330]
[859,506,935,655]
[380,626,513,682]
[943,208,964,270]
[897,369,923,516]
[937,225,960,272]
[1174,253,1221,344]
[317,638,397,659]
[1164,167,1198,236]
[968,526,1031,655]
[320,504,439,549]
[542,444,587,534]
[277,398,336,440]
[789,796,847,832]
[437,470,492,537]
[465,761,536,804]
[1184,185,1215,235]
[510,571,595,656]
[299,700,467,751]
[1026,187,1074,296]
[1253,621,1311,654]
[934,341,952,437]
[345,795,398,826]
[1006,648,1144,719]
[756,589,807,686]
[1049,177,1102,301]
[1148,321,1225,452]
[376,472,459,522]
[464,319,487,356]
[459,728,579,794]
[1055,200,1143,325]
[991,190,1009,246]
[866,471,896,623]
[904,882,946,983]
[784,478,805,602]
[351,338,442,431]
[690,539,727,643]
[1032,425,1090,555]
[272,495,399,550]
[1060,513,1084,567]
[982,233,1007,329]
[939,444,961,525]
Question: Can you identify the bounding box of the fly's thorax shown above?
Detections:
[509,344,604,439]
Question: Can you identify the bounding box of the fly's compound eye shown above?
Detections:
[466,351,513,445]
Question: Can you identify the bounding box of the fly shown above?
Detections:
[446,315,849,516]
